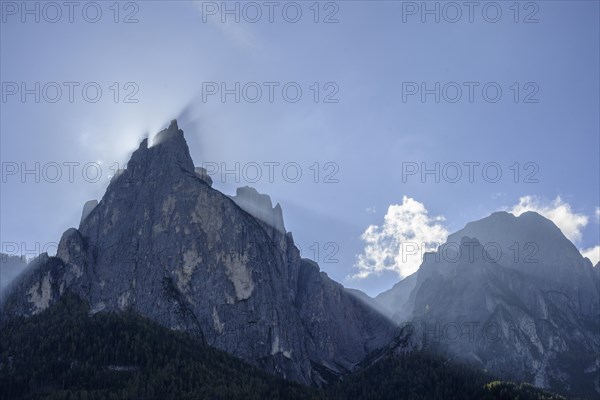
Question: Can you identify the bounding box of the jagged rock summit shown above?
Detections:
[229,186,286,233]
[1,120,396,385]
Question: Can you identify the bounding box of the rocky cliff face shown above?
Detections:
[1,120,396,385]
[446,211,599,316]
[393,213,600,398]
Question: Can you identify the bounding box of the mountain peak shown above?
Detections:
[123,119,195,183]
[458,210,562,242]
[478,210,552,225]
[229,186,286,233]
[2,120,396,386]
[151,119,186,147]
[444,208,597,314]
[488,210,516,219]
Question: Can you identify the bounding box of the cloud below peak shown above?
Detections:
[353,196,448,280]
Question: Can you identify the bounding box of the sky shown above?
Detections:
[1,0,599,296]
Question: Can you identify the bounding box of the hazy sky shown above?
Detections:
[1,0,599,296]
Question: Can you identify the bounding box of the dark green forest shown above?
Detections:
[328,352,565,400]
[0,294,565,400]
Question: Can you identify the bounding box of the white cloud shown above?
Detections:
[353,196,448,279]
[508,196,588,243]
[581,245,600,266]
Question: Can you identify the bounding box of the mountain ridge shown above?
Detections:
[1,120,397,386]
[378,213,600,398]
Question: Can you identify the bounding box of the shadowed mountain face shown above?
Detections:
[383,213,600,398]
[447,211,599,316]
[1,120,396,385]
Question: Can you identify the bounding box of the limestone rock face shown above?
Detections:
[446,211,599,316]
[1,120,395,385]
[393,214,600,398]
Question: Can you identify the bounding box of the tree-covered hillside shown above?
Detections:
[0,294,320,400]
[0,294,566,400]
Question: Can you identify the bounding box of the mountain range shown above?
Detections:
[1,120,597,399]
[1,120,396,387]
[376,213,600,398]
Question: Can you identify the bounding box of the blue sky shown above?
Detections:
[1,1,598,296]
